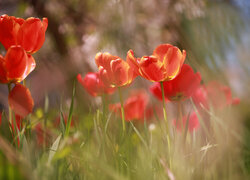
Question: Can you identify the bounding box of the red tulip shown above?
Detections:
[95,52,137,87]
[8,83,34,117]
[150,64,201,101]
[0,14,48,53]
[127,44,186,82]
[0,46,36,83]
[109,90,149,122]
[173,111,200,132]
[77,73,115,97]
[192,81,240,110]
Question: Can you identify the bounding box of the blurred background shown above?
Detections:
[0,0,249,108]
[0,0,250,178]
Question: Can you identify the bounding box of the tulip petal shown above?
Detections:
[17,17,48,53]
[4,46,28,82]
[0,55,8,83]
[0,15,18,50]
[111,59,130,86]
[95,52,119,70]
[21,54,36,80]
[163,48,186,80]
[8,84,34,117]
[139,56,165,82]
[126,50,140,75]
[153,44,174,62]
[149,83,164,100]
[77,73,98,97]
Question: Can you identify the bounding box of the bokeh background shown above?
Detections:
[0,0,250,177]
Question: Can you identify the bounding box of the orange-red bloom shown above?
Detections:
[109,90,150,122]
[127,44,186,82]
[192,81,240,110]
[0,14,48,53]
[150,64,201,101]
[77,73,115,97]
[95,52,137,87]
[0,46,36,83]
[173,111,200,132]
[8,83,34,117]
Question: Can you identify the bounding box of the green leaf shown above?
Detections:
[65,80,76,137]
[48,134,62,165]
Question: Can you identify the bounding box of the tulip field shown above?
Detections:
[0,1,250,180]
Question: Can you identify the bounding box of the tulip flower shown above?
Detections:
[77,72,115,97]
[127,44,186,82]
[192,81,240,110]
[0,46,36,84]
[173,111,200,132]
[8,83,34,117]
[0,14,48,53]
[109,90,150,122]
[95,52,137,87]
[150,64,201,101]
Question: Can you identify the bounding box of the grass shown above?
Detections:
[0,90,249,180]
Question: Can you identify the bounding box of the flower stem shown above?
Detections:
[160,82,168,129]
[160,81,171,168]
[7,83,12,126]
[118,87,126,132]
[101,94,108,127]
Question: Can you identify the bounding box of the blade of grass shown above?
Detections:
[59,110,66,137]
[48,134,62,165]
[190,98,210,138]
[129,122,148,149]
[65,80,76,137]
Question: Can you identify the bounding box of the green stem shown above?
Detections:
[118,87,126,132]
[160,82,168,129]
[7,84,12,126]
[102,94,107,122]
[8,84,18,147]
[160,82,171,168]
[178,101,183,131]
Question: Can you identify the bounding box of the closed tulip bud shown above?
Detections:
[8,84,34,118]
[77,72,115,97]
[0,14,48,54]
[95,52,137,87]
[0,46,36,83]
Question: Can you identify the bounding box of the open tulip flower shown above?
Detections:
[127,44,186,82]
[95,52,138,87]
[8,83,34,118]
[77,72,116,97]
[0,45,36,83]
[192,81,240,110]
[109,90,150,122]
[150,64,201,101]
[0,14,48,54]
